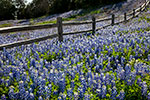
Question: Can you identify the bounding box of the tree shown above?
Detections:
[26,0,50,18]
[0,0,16,20]
[12,0,26,19]
[0,0,127,20]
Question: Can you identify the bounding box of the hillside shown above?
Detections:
[0,0,150,100]
[0,0,146,27]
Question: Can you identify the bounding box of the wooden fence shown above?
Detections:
[0,0,149,50]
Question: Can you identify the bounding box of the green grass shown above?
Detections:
[90,9,101,14]
[34,6,103,25]
[36,20,57,25]
[34,5,150,25]
[35,16,77,25]
[138,15,150,23]
[0,23,12,28]
[137,6,150,23]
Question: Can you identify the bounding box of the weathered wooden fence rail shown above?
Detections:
[0,24,57,34]
[0,0,149,50]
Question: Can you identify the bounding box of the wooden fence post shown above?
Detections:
[140,6,142,12]
[133,9,135,18]
[145,0,148,9]
[111,14,115,26]
[124,13,127,22]
[92,16,96,35]
[57,17,63,42]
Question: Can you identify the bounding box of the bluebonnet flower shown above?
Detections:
[53,90,58,95]
[67,88,73,97]
[37,85,45,96]
[8,88,15,99]
[84,93,90,100]
[31,58,36,67]
[106,57,111,69]
[48,84,52,91]
[41,79,46,86]
[102,85,107,98]
[87,78,93,87]
[120,69,125,80]
[111,80,116,87]
[148,54,150,61]
[135,52,139,59]
[81,77,86,86]
[102,75,106,85]
[1,94,6,100]
[29,93,34,100]
[14,92,19,99]
[13,69,21,81]
[34,52,40,60]
[87,70,92,79]
[129,55,133,61]
[130,39,134,46]
[117,90,125,100]
[44,86,51,98]
[22,72,27,82]
[96,89,101,97]
[147,92,150,100]
[0,78,5,85]
[19,86,26,99]
[125,64,131,81]
[70,58,75,65]
[131,70,136,82]
[86,55,90,65]
[78,87,84,99]
[25,91,29,100]
[111,86,117,100]
[127,79,132,85]
[95,65,100,72]
[97,80,102,89]
[37,76,43,86]
[94,73,99,81]
[58,96,62,100]
[19,80,24,88]
[71,80,75,89]
[5,79,10,87]
[121,56,125,66]
[61,93,67,100]
[93,80,98,90]
[141,81,147,96]
[89,59,95,67]
[0,60,3,67]
[38,96,43,100]
[74,92,79,100]
[125,64,131,74]
[105,73,110,85]
[137,77,142,86]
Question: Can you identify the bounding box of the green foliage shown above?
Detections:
[0,0,16,20]
[138,15,150,23]
[125,82,142,100]
[0,23,12,28]
[36,20,57,25]
[0,0,127,20]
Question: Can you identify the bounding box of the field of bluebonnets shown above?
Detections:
[0,4,150,100]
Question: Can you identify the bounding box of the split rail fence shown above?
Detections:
[0,0,149,50]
